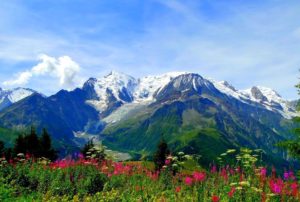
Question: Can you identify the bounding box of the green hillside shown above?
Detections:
[0,127,20,147]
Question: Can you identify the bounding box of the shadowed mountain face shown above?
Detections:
[0,89,99,149]
[0,72,297,163]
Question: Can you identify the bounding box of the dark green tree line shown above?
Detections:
[13,127,57,161]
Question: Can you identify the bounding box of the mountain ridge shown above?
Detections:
[0,71,297,162]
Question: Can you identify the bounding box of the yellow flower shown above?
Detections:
[239,181,250,187]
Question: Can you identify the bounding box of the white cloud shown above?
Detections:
[3,54,80,88]
[3,71,32,86]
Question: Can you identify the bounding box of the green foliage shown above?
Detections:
[0,127,19,147]
[0,161,108,199]
[153,138,170,171]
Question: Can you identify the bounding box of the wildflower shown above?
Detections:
[239,181,250,187]
[78,153,84,159]
[172,156,178,161]
[211,195,220,202]
[175,186,181,193]
[260,167,267,177]
[193,171,206,182]
[17,153,24,158]
[284,171,289,180]
[184,177,193,186]
[251,187,262,193]
[228,187,236,198]
[290,182,298,196]
[284,170,296,181]
[269,179,284,194]
[166,155,173,160]
[211,165,217,173]
[165,159,171,165]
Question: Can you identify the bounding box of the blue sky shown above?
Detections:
[0,0,300,99]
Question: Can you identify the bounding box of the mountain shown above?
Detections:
[101,73,295,165]
[0,87,36,111]
[0,89,99,153]
[209,80,297,119]
[0,71,297,163]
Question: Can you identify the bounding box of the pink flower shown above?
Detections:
[269,179,284,194]
[193,171,206,182]
[211,165,217,173]
[78,153,84,159]
[184,177,193,186]
[260,167,267,177]
[228,187,236,198]
[289,171,296,180]
[165,159,171,165]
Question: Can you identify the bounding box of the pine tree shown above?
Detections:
[40,128,51,155]
[39,128,57,161]
[81,140,95,158]
[26,126,40,156]
[0,140,4,156]
[13,134,26,155]
[4,148,12,161]
[13,127,57,161]
[153,138,170,171]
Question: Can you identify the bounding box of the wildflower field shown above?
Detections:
[0,148,299,202]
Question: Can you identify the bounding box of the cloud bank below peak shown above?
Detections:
[3,54,81,89]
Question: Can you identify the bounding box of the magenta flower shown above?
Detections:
[269,179,284,194]
[193,171,206,182]
[284,171,289,180]
[184,177,193,186]
[165,159,171,165]
[211,165,217,173]
[260,167,267,177]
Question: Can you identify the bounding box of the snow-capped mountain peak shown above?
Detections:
[84,71,138,112]
[0,87,37,110]
[133,71,187,102]
[81,71,297,119]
